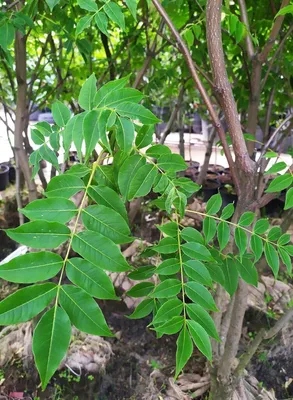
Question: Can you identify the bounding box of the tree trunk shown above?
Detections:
[14,30,37,202]
[197,127,216,185]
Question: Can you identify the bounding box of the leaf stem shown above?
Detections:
[54,152,106,307]
[175,213,187,322]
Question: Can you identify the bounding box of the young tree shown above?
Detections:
[0,1,292,399]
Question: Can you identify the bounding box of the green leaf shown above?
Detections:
[234,227,247,255]
[284,245,293,256]
[49,131,60,152]
[174,191,187,218]
[155,316,184,335]
[65,165,91,178]
[39,145,60,172]
[95,12,109,36]
[118,155,145,200]
[254,219,269,234]
[235,21,246,44]
[157,154,187,172]
[128,266,156,280]
[135,124,154,149]
[278,234,291,246]
[181,227,204,245]
[206,193,222,215]
[175,326,193,378]
[20,198,77,223]
[102,88,144,108]
[5,221,70,248]
[203,217,217,243]
[206,263,225,286]
[115,102,160,124]
[154,237,178,254]
[72,230,130,272]
[152,298,183,325]
[150,279,181,298]
[82,205,131,244]
[127,282,154,297]
[266,174,293,193]
[0,252,63,283]
[238,211,255,226]
[52,100,71,127]
[93,76,130,107]
[221,203,234,220]
[156,258,180,275]
[31,129,45,145]
[83,110,102,161]
[76,14,93,35]
[63,112,86,160]
[88,185,128,221]
[95,165,116,189]
[77,0,98,12]
[279,247,292,275]
[127,164,157,200]
[268,226,282,241]
[128,299,154,319]
[186,304,220,341]
[157,222,178,237]
[187,320,212,360]
[60,285,113,336]
[33,306,71,389]
[125,0,137,19]
[229,14,238,34]
[0,283,57,325]
[116,116,135,153]
[35,122,52,137]
[264,161,287,175]
[45,0,60,11]
[0,22,15,51]
[236,257,258,286]
[264,151,278,158]
[250,234,263,262]
[285,187,293,210]
[46,174,85,199]
[104,2,125,30]
[217,221,230,250]
[264,242,279,278]
[181,242,213,261]
[185,282,218,311]
[221,258,239,296]
[275,4,293,17]
[184,260,212,287]
[78,73,97,111]
[146,144,171,158]
[66,258,118,300]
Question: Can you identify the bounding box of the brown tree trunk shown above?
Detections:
[14,29,37,202]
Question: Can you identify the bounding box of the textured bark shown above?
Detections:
[14,29,37,202]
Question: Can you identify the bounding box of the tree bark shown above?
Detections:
[196,127,216,185]
[14,29,37,202]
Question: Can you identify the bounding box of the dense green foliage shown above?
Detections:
[0,76,292,388]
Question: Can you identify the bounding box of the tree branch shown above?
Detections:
[259,0,291,63]
[101,32,115,80]
[206,0,254,176]
[159,85,185,144]
[151,0,240,194]
[261,24,293,91]
[238,0,255,59]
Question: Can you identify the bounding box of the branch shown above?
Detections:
[257,114,293,164]
[101,32,115,80]
[206,0,255,187]
[261,24,293,91]
[259,0,291,63]
[235,306,293,376]
[151,0,240,194]
[238,0,255,59]
[133,19,165,88]
[159,85,185,144]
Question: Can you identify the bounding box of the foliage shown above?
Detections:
[0,76,292,389]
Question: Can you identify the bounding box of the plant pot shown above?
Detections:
[220,187,238,208]
[185,169,199,182]
[0,164,9,191]
[40,160,47,169]
[219,169,233,185]
[206,171,219,181]
[203,179,220,202]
